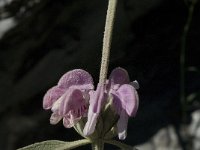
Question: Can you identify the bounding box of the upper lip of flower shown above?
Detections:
[43,69,94,110]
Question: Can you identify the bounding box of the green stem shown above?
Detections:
[99,0,118,84]
[180,0,196,122]
[92,140,104,150]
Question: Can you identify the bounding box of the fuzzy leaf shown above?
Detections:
[17,140,66,150]
[18,139,91,150]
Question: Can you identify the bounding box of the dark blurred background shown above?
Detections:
[0,0,200,150]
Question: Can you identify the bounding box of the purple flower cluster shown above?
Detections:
[43,67,139,140]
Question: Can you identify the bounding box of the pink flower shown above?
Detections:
[83,83,107,136]
[43,69,94,128]
[43,67,139,140]
[108,67,139,140]
[83,67,139,140]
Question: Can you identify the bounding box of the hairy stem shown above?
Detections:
[92,140,104,150]
[99,0,118,84]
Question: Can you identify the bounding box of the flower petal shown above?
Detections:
[58,69,94,90]
[109,67,130,90]
[50,113,62,125]
[117,84,139,116]
[130,80,140,89]
[132,89,139,116]
[51,95,63,113]
[59,89,86,116]
[110,90,122,115]
[83,83,106,136]
[63,112,81,128]
[43,86,65,110]
[63,117,70,128]
[83,111,98,136]
[90,83,106,113]
[117,110,129,140]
